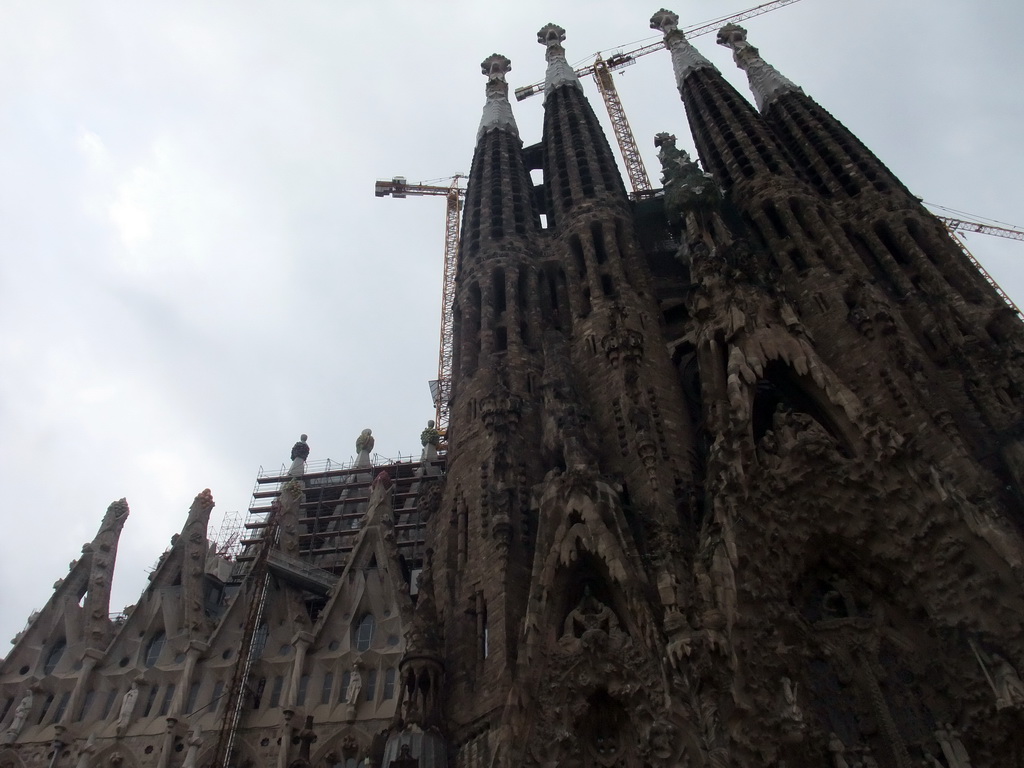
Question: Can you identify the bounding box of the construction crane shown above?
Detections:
[935,216,1024,319]
[514,0,806,194]
[375,175,466,436]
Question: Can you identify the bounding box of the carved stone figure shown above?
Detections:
[827,733,849,768]
[115,680,140,736]
[991,653,1024,709]
[355,429,374,467]
[779,676,803,725]
[288,434,310,477]
[935,724,972,768]
[181,728,203,768]
[561,586,618,643]
[946,724,971,768]
[346,662,364,709]
[1,689,33,744]
[421,420,441,461]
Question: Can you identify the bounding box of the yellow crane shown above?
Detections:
[375,175,466,436]
[514,0,806,195]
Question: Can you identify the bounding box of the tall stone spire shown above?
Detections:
[716,23,802,112]
[649,9,714,88]
[82,498,129,646]
[537,24,583,97]
[650,7,795,191]
[477,54,519,140]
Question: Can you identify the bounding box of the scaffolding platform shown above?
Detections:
[228,453,445,588]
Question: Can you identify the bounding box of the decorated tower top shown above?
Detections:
[650,8,714,84]
[716,23,803,112]
[477,53,520,141]
[537,23,583,98]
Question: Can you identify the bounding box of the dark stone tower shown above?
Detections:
[417,10,1024,768]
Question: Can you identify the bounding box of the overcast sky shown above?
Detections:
[1,0,1021,653]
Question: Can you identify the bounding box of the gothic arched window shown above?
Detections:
[144,631,166,668]
[354,614,375,651]
[43,639,66,675]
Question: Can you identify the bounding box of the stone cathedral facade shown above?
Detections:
[3,9,1024,768]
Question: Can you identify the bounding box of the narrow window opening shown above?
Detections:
[142,685,159,717]
[100,690,118,720]
[493,268,507,314]
[209,681,224,713]
[76,690,96,721]
[270,676,283,708]
[158,684,175,716]
[570,235,587,278]
[366,669,378,701]
[763,203,788,238]
[52,692,71,723]
[321,672,334,705]
[874,222,910,266]
[495,327,508,352]
[185,681,201,714]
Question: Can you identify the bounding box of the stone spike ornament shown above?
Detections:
[537,23,583,98]
[82,498,130,646]
[181,488,216,636]
[477,53,520,141]
[717,23,803,112]
[650,8,715,84]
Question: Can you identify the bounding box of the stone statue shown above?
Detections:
[346,662,364,707]
[116,680,140,736]
[420,420,441,461]
[935,724,972,768]
[991,653,1024,709]
[827,733,849,768]
[562,586,619,647]
[2,689,33,744]
[355,429,374,468]
[780,677,803,724]
[74,733,97,768]
[946,724,971,768]
[288,434,310,477]
[181,728,203,768]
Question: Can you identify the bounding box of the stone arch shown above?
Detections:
[750,358,856,456]
[549,551,632,647]
[0,748,26,768]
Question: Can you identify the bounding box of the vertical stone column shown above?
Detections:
[285,632,314,707]
[61,649,103,727]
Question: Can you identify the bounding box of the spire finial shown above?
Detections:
[537,23,566,48]
[650,8,715,86]
[477,53,519,140]
[481,53,512,81]
[537,23,583,97]
[650,9,680,35]
[716,23,802,111]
